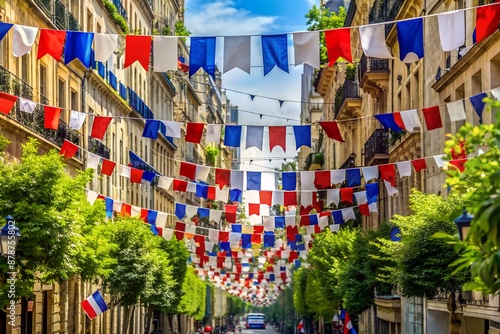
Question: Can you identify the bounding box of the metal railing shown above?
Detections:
[360,54,389,79]
[369,0,404,35]
[112,0,128,20]
[35,0,81,31]
[88,138,110,159]
[0,66,81,157]
[334,80,360,118]
[364,129,389,165]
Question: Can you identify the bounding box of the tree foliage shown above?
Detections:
[389,190,468,298]
[444,99,500,293]
[305,5,347,64]
[177,267,207,320]
[0,139,102,308]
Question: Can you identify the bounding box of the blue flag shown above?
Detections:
[261,34,289,75]
[397,18,424,63]
[189,37,216,79]
[64,31,94,68]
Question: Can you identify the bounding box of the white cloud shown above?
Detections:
[185,0,278,36]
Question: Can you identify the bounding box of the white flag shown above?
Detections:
[69,110,87,130]
[438,11,465,52]
[19,98,36,113]
[12,25,39,57]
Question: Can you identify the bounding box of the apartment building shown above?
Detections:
[0,0,231,331]
[302,0,500,332]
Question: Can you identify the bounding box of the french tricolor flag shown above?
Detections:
[81,290,108,319]
[343,311,357,334]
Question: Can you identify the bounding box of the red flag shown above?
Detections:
[185,122,204,143]
[178,59,189,73]
[218,231,229,242]
[180,162,196,180]
[140,209,149,223]
[379,164,397,187]
[319,121,344,142]
[251,234,261,244]
[476,2,500,43]
[207,186,216,200]
[269,126,286,151]
[37,29,66,61]
[44,106,62,130]
[340,187,354,204]
[91,116,112,139]
[325,28,352,66]
[130,168,144,183]
[411,158,427,172]
[124,35,152,70]
[215,168,231,189]
[253,225,264,234]
[284,191,297,206]
[120,203,131,216]
[0,93,17,114]
[359,203,370,216]
[451,141,466,160]
[449,158,468,172]
[422,106,443,130]
[60,140,78,158]
[314,170,331,189]
[173,179,188,192]
[101,159,116,176]
[259,191,272,206]
[249,203,260,216]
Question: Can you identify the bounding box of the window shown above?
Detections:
[70,90,78,111]
[39,66,47,101]
[58,79,66,109]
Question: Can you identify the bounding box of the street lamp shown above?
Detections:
[0,215,20,256]
[454,210,473,241]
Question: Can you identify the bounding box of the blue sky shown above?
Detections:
[184,0,317,36]
[184,0,319,174]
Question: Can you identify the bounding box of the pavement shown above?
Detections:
[240,325,278,334]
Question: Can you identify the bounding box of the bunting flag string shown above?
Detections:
[1,85,499,154]
[61,139,473,207]
[1,2,499,77]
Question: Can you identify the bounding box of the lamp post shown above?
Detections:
[453,210,473,241]
[0,215,20,257]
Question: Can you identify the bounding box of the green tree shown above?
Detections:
[178,267,207,322]
[0,139,102,308]
[444,99,500,294]
[305,5,347,64]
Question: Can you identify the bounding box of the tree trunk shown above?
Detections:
[168,314,175,334]
[144,305,154,334]
[447,291,461,334]
[122,305,135,334]
[59,280,68,334]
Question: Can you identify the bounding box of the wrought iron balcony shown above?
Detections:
[334,80,360,119]
[112,0,128,20]
[0,66,81,157]
[33,0,80,31]
[369,0,404,35]
[360,54,389,79]
[88,138,110,159]
[364,129,389,166]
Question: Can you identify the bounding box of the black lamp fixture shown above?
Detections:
[0,215,21,257]
[454,209,473,241]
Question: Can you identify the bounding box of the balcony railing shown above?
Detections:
[334,80,360,118]
[0,66,81,157]
[360,54,390,79]
[340,154,357,169]
[34,0,81,31]
[112,0,128,20]
[369,0,404,35]
[88,138,110,159]
[364,129,389,165]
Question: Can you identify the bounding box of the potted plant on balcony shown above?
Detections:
[312,152,324,166]
[345,63,357,81]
